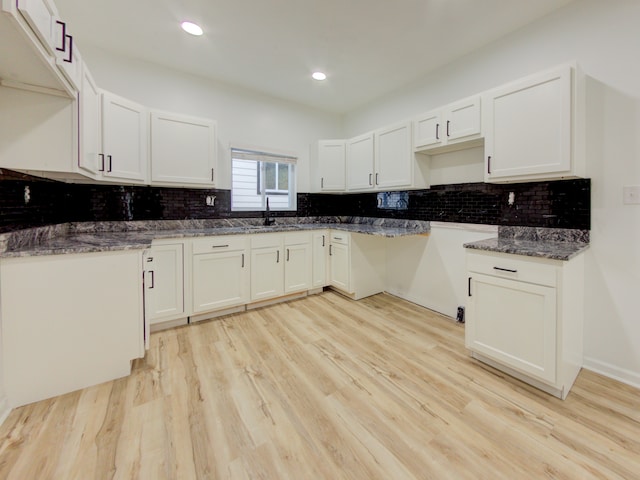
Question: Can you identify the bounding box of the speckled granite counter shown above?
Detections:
[0,217,431,258]
[464,226,589,261]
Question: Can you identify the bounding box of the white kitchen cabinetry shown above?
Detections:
[284,232,312,294]
[250,234,285,302]
[346,122,413,191]
[143,243,185,326]
[312,230,329,288]
[346,132,375,191]
[150,111,217,187]
[465,249,585,399]
[192,236,249,314]
[78,64,101,175]
[313,140,346,192]
[100,90,148,183]
[329,231,386,300]
[483,64,585,183]
[0,0,78,96]
[413,96,482,153]
[375,122,413,189]
[0,250,144,407]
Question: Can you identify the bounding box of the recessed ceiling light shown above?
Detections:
[312,71,327,81]
[181,21,203,36]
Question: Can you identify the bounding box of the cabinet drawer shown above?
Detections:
[192,235,247,254]
[467,251,557,287]
[284,231,311,246]
[330,231,350,245]
[251,233,282,249]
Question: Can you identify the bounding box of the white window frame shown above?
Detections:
[231,147,297,212]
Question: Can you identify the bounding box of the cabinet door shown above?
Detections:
[284,242,312,294]
[329,242,350,292]
[346,132,374,191]
[150,111,217,186]
[312,231,328,288]
[375,122,412,189]
[53,22,81,91]
[79,65,101,175]
[466,273,557,383]
[251,247,284,301]
[413,110,442,149]
[143,245,184,325]
[318,140,346,191]
[445,97,481,142]
[101,91,148,182]
[192,250,248,313]
[16,0,58,55]
[485,66,571,181]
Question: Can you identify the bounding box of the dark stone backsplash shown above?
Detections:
[0,169,590,233]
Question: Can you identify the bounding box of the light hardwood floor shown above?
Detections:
[0,291,638,479]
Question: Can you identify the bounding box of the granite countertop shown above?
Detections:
[0,217,431,258]
[463,226,590,261]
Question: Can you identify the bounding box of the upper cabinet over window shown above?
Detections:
[0,0,79,96]
[483,64,585,183]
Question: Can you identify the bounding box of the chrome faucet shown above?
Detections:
[264,197,275,226]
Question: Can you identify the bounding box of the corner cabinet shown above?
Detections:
[465,249,585,399]
[346,132,375,191]
[150,111,217,187]
[483,64,585,183]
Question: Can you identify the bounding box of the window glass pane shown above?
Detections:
[230,149,296,212]
[278,165,289,190]
[264,162,276,190]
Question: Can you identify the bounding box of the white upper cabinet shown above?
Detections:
[483,64,585,183]
[78,64,101,175]
[101,90,148,183]
[346,122,413,192]
[150,111,217,187]
[413,96,482,153]
[315,140,346,191]
[0,0,78,96]
[346,132,375,191]
[375,121,412,189]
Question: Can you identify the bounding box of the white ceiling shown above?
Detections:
[54,0,575,114]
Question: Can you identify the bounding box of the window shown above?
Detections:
[231,147,296,211]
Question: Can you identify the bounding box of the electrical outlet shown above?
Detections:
[623,186,640,205]
[205,195,216,206]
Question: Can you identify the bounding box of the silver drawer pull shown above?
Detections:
[494,266,517,273]
[211,244,229,248]
[334,237,343,241]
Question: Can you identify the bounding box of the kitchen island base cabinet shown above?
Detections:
[465,250,584,399]
[0,250,144,408]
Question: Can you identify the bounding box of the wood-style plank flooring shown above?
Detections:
[0,291,639,479]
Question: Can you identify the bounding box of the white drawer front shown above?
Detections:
[330,231,350,245]
[467,250,557,287]
[250,233,283,249]
[192,236,247,254]
[284,231,311,246]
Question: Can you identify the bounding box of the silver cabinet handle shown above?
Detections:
[493,266,517,273]
[211,244,229,249]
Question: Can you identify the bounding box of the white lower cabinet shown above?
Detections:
[284,232,312,294]
[250,235,284,302]
[0,250,144,408]
[143,243,185,326]
[312,230,329,288]
[465,249,585,399]
[192,236,249,313]
[329,231,386,300]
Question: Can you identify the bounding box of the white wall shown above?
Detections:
[346,0,640,387]
[82,46,342,192]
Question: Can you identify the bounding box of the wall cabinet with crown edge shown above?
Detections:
[483,64,585,183]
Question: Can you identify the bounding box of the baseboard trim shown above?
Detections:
[583,356,640,390]
[0,395,11,427]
